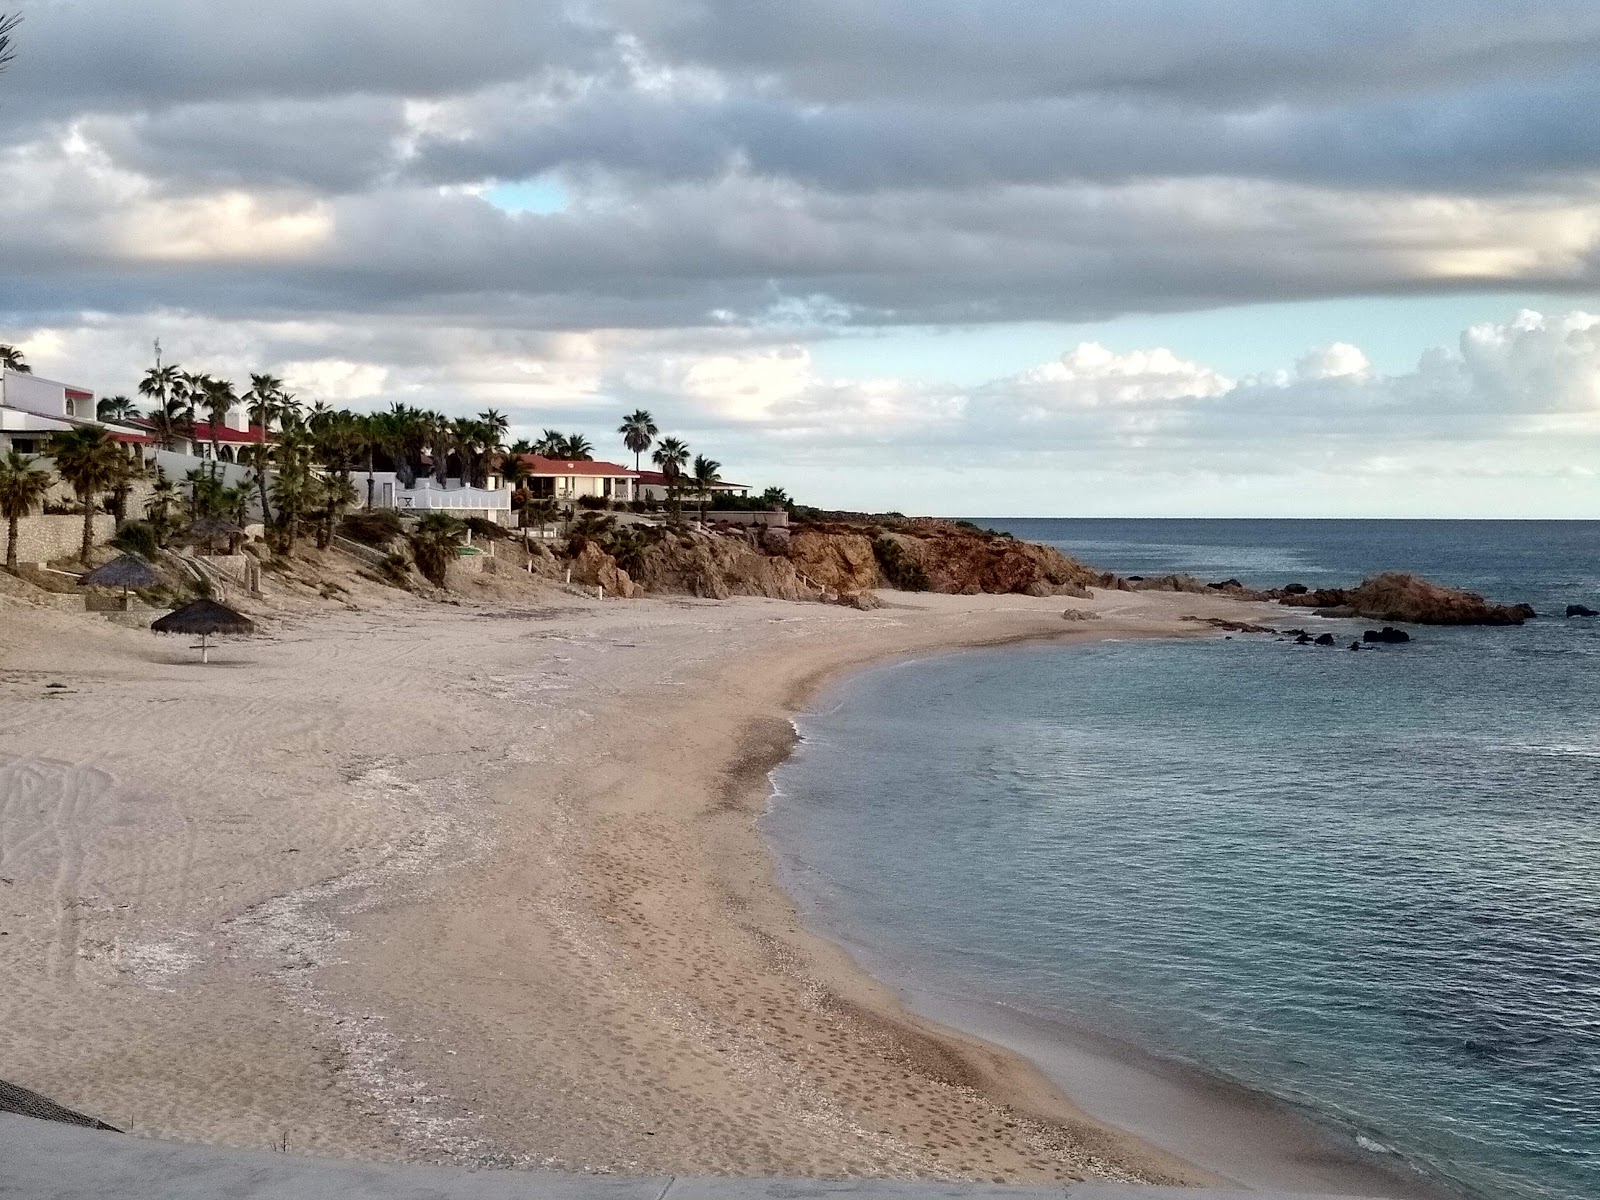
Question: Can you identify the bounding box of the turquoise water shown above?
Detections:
[767,520,1600,1200]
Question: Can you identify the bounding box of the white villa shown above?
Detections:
[519,456,641,504]
[633,469,750,504]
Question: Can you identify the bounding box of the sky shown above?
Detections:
[4,2,1600,517]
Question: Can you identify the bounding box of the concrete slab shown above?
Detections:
[0,1115,1395,1200]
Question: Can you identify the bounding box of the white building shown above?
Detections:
[518,455,639,504]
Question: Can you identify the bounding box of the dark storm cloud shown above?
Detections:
[4,0,1600,333]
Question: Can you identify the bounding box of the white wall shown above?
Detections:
[2,370,71,419]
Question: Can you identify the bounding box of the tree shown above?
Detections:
[51,426,123,561]
[478,408,509,445]
[652,436,689,522]
[314,474,358,550]
[759,486,792,511]
[508,437,533,455]
[139,363,181,438]
[618,409,657,472]
[242,374,290,529]
[557,433,593,461]
[0,344,29,373]
[0,451,52,570]
[408,511,464,587]
[269,420,315,553]
[98,395,140,422]
[145,475,179,547]
[201,376,238,462]
[533,428,565,456]
[691,454,722,525]
[0,12,19,74]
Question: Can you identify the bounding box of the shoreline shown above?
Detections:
[0,582,1459,1190]
[759,640,1460,1200]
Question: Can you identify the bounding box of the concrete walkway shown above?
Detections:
[0,1115,1382,1200]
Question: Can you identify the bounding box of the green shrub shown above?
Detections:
[872,536,929,591]
[464,516,509,541]
[112,520,159,560]
[576,494,608,510]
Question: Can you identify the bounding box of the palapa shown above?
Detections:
[79,554,160,602]
[151,598,255,663]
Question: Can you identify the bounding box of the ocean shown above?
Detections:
[765,520,1600,1200]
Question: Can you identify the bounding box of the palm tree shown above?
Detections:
[145,474,179,546]
[409,511,464,587]
[201,376,238,462]
[652,436,689,521]
[0,344,29,373]
[269,420,315,554]
[508,437,533,456]
[533,428,565,457]
[51,426,123,560]
[0,12,21,75]
[177,372,206,432]
[0,451,52,569]
[557,433,593,461]
[243,375,290,528]
[314,473,358,550]
[139,363,179,415]
[691,454,722,525]
[478,408,509,446]
[759,486,792,510]
[618,409,657,472]
[98,395,140,422]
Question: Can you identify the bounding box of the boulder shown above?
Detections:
[1294,632,1313,645]
[569,542,639,598]
[1281,573,1533,625]
[1566,604,1598,618]
[1062,607,1102,621]
[1362,626,1411,644]
[838,589,881,611]
[1349,642,1361,651]
[1180,615,1275,633]
[1281,583,1309,596]
[1314,633,1336,646]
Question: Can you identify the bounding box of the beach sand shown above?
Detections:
[0,581,1409,1190]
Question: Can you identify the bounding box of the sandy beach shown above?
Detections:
[0,579,1403,1190]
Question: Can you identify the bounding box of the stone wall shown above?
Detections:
[5,515,116,565]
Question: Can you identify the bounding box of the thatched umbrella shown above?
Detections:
[79,554,160,605]
[151,598,255,664]
[178,517,242,554]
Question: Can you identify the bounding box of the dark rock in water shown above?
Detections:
[1349,641,1361,651]
[1127,575,1144,581]
[1209,578,1244,590]
[1363,626,1411,644]
[1282,583,1309,595]
[1314,633,1336,646]
[1566,604,1598,618]
[1295,632,1314,645]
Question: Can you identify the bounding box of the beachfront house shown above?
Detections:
[2,368,159,458]
[518,455,640,505]
[634,470,750,505]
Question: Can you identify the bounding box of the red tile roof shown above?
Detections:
[133,419,271,443]
[636,469,749,489]
[518,455,638,477]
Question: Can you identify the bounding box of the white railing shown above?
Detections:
[396,483,510,512]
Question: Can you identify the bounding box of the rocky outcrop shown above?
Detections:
[787,531,881,592]
[569,542,639,598]
[1180,615,1276,633]
[1129,574,1268,600]
[1277,572,1535,625]
[785,521,1111,598]
[1567,604,1598,618]
[633,531,814,601]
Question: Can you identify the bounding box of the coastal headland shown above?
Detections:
[0,568,1446,1195]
